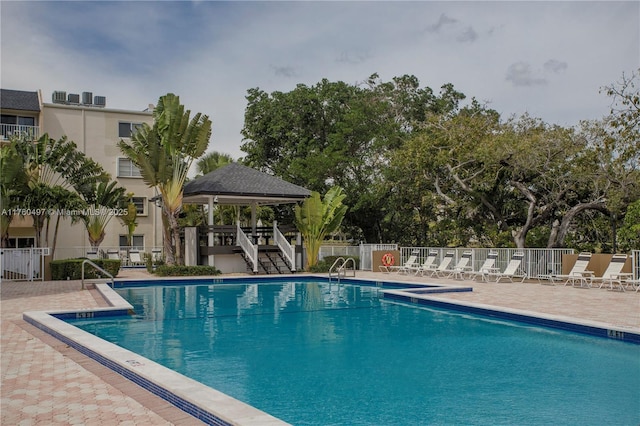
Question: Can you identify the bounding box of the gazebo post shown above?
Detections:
[208,195,216,266]
[251,202,257,241]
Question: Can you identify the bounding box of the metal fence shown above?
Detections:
[0,247,49,281]
[397,247,575,279]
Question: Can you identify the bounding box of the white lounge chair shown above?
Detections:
[411,250,439,276]
[86,250,98,260]
[151,248,162,262]
[129,249,144,266]
[431,251,455,278]
[538,252,592,286]
[444,251,473,279]
[380,250,419,274]
[107,249,120,260]
[491,252,526,283]
[469,251,499,282]
[588,254,630,291]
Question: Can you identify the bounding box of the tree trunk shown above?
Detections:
[161,209,175,265]
[548,201,608,248]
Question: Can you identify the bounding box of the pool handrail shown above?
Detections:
[81,259,114,289]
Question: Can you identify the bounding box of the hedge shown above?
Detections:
[50,258,121,280]
[154,265,221,276]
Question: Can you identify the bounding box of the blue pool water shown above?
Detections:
[70,281,640,425]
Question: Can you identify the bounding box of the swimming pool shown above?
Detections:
[67,279,640,425]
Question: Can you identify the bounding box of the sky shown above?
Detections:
[2,1,638,161]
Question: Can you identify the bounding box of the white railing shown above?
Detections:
[273,222,295,272]
[0,247,49,281]
[52,246,162,267]
[0,124,40,140]
[237,223,258,273]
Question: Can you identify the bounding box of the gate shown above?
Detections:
[0,248,49,281]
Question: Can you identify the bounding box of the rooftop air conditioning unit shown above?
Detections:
[52,91,66,103]
[67,93,80,104]
[82,92,93,105]
[93,96,106,107]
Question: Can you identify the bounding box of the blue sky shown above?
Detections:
[2,1,638,160]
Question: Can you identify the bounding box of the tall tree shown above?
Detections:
[118,93,211,265]
[241,74,465,242]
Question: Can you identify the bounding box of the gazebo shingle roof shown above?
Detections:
[183,163,311,205]
[0,89,40,112]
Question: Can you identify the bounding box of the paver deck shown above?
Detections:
[2,269,638,425]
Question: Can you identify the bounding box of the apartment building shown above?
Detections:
[1,88,163,260]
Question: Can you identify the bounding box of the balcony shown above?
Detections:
[1,124,40,141]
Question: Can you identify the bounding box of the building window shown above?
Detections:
[131,197,147,216]
[4,237,35,248]
[118,122,143,138]
[119,234,144,250]
[117,158,142,178]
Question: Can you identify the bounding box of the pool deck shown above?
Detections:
[2,269,639,425]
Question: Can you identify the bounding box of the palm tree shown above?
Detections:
[294,186,348,269]
[10,134,106,256]
[195,151,234,176]
[118,93,211,265]
[118,192,138,248]
[82,180,126,250]
[0,145,27,247]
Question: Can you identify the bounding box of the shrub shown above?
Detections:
[308,255,360,273]
[50,258,121,280]
[154,265,221,276]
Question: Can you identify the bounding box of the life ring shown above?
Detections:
[381,253,395,267]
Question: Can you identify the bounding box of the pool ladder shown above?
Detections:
[328,257,356,283]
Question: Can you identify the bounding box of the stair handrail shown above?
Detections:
[237,223,258,273]
[273,221,296,272]
[81,259,114,290]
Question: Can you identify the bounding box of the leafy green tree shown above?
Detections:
[118,93,211,265]
[241,74,465,242]
[82,181,125,250]
[618,199,640,250]
[294,186,348,269]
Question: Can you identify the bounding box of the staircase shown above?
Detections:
[239,247,295,274]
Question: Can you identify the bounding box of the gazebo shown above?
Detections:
[181,163,311,273]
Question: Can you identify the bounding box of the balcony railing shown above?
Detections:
[0,124,40,140]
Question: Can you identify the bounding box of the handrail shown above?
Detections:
[273,221,295,272]
[81,259,114,290]
[328,257,356,282]
[237,223,258,273]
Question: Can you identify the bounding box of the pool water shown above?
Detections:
[70,281,640,425]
